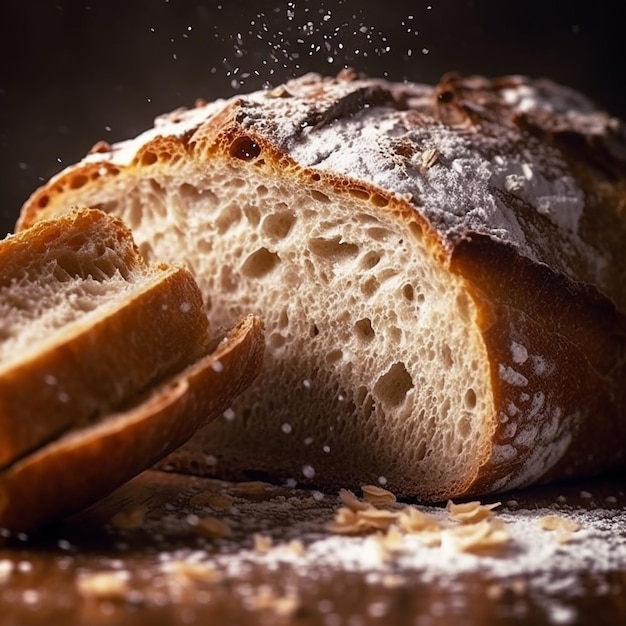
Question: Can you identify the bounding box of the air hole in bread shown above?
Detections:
[360,277,379,297]
[439,397,451,420]
[408,221,423,242]
[310,190,331,203]
[138,241,154,262]
[367,227,393,242]
[229,136,261,161]
[140,151,158,166]
[355,385,367,406]
[425,346,436,362]
[261,209,296,240]
[456,292,471,322]
[457,415,472,438]
[354,318,375,342]
[349,187,370,201]
[415,438,428,462]
[37,194,50,209]
[402,284,415,302]
[326,349,343,364]
[308,236,359,262]
[178,183,218,206]
[269,332,287,353]
[69,174,88,190]
[243,205,261,227]
[196,237,212,254]
[464,388,477,410]
[389,326,402,343]
[441,343,454,368]
[241,248,280,279]
[370,193,389,208]
[219,265,238,292]
[361,390,375,419]
[215,203,242,234]
[277,308,289,329]
[374,362,413,409]
[359,251,381,270]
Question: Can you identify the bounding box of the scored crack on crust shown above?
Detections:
[15,70,626,501]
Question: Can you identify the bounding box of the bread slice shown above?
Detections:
[0,314,264,533]
[0,207,212,468]
[16,71,626,501]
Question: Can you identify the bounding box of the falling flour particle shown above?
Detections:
[302,465,316,479]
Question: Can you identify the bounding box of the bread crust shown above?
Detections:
[16,71,626,499]
[0,208,210,468]
[0,315,264,533]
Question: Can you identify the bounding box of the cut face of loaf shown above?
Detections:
[0,208,210,467]
[18,71,626,500]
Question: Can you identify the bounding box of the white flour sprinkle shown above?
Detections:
[125,475,626,624]
[211,505,624,583]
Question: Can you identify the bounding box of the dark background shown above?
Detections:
[1,0,624,235]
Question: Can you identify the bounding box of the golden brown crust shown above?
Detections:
[450,236,626,493]
[0,208,210,468]
[0,315,264,534]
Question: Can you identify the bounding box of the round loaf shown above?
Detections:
[17,70,626,500]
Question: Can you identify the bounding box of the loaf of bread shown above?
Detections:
[0,208,264,532]
[17,71,626,501]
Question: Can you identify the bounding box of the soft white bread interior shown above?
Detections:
[0,314,265,533]
[0,207,211,468]
[17,71,626,501]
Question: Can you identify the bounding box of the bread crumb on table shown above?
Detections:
[446,500,501,524]
[338,488,372,512]
[189,492,234,511]
[76,571,130,600]
[442,519,510,553]
[109,505,148,530]
[160,560,223,585]
[361,484,397,507]
[538,515,581,543]
[327,487,511,554]
[189,515,233,539]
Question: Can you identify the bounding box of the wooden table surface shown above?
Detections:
[1,469,625,626]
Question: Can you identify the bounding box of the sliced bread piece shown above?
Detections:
[0,314,264,533]
[16,71,626,500]
[0,207,211,468]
